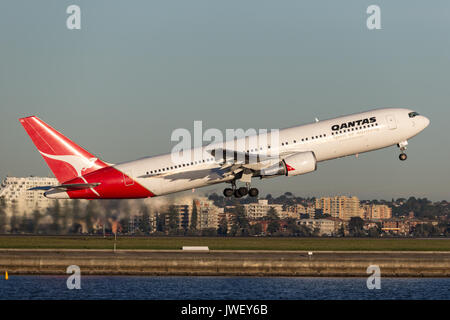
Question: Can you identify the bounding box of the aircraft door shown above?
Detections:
[123,168,135,186]
[386,114,397,130]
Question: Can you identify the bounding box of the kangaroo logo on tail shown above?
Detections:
[39,151,98,177]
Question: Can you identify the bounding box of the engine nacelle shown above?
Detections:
[259,152,317,178]
[283,151,317,176]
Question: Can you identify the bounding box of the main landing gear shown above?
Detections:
[397,140,408,161]
[223,182,259,198]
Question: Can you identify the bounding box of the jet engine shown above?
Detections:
[259,151,317,178]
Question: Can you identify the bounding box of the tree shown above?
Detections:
[348,217,365,237]
[48,201,61,234]
[31,207,41,234]
[217,216,228,236]
[314,212,331,219]
[156,212,166,232]
[60,202,70,234]
[19,213,34,233]
[140,205,151,234]
[84,201,98,234]
[368,226,381,237]
[10,202,19,233]
[412,223,439,237]
[201,228,217,236]
[232,205,250,236]
[71,199,81,225]
[285,218,300,236]
[116,217,126,234]
[190,200,198,231]
[336,223,345,237]
[250,223,263,236]
[229,222,239,237]
[265,207,280,235]
[167,205,179,233]
[0,198,7,234]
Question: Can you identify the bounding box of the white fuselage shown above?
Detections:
[114,108,429,196]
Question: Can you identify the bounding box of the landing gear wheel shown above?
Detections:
[248,188,259,197]
[238,187,248,196]
[234,189,243,198]
[223,188,234,197]
[399,153,407,161]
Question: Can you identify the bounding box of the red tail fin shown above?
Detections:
[19,116,109,183]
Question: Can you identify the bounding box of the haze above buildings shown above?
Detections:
[1,176,447,237]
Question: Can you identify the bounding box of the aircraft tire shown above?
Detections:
[223,188,234,197]
[248,188,259,197]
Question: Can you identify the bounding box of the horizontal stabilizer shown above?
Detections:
[29,183,100,191]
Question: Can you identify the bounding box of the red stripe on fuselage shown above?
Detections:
[64,166,154,199]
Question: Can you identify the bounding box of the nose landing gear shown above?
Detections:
[397,140,408,161]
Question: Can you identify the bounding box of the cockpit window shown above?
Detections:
[408,111,420,118]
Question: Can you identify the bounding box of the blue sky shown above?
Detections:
[1,1,449,200]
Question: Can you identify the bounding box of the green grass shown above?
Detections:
[0,236,449,251]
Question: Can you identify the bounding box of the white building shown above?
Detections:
[128,213,156,234]
[244,199,283,220]
[0,176,64,216]
[297,218,337,236]
[278,210,299,220]
[195,198,221,230]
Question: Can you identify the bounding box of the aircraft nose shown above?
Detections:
[422,116,430,129]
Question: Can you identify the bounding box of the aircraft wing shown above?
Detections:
[208,148,303,167]
[207,147,306,178]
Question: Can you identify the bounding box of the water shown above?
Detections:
[0,276,449,300]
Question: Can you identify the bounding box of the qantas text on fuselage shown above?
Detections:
[19,108,429,199]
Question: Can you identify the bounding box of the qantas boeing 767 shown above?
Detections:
[19,108,429,200]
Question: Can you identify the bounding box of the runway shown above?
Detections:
[1,249,449,277]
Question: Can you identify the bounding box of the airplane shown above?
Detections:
[19,108,429,200]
